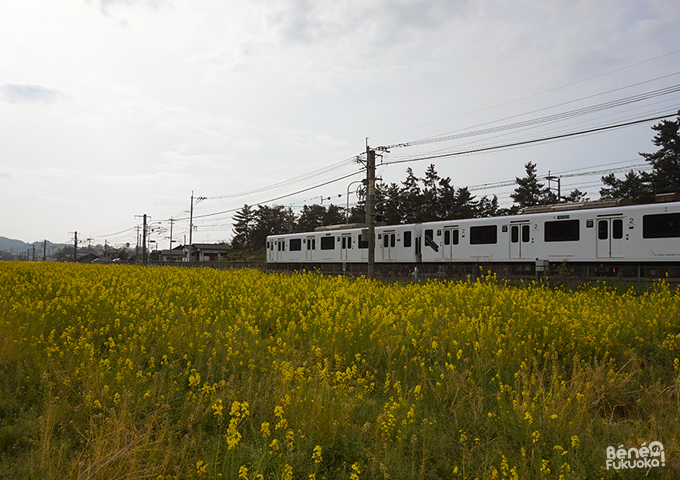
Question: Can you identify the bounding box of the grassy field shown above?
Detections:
[0,262,678,479]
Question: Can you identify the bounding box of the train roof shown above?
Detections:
[521,193,679,215]
[521,198,634,214]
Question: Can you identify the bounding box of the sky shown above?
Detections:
[1,0,679,249]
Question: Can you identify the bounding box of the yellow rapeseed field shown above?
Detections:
[0,261,678,479]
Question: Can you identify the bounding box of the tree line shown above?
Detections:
[231,112,679,251]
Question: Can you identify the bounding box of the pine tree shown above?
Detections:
[600,112,679,201]
[231,204,254,249]
[421,164,441,221]
[296,205,324,233]
[640,112,680,194]
[251,205,287,249]
[400,168,422,221]
[511,162,553,208]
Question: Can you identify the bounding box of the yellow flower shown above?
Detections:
[238,465,248,479]
[571,435,580,449]
[196,460,208,477]
[312,445,322,463]
[212,399,223,416]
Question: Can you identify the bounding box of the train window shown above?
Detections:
[358,234,368,249]
[391,234,395,248]
[290,239,302,251]
[266,241,270,249]
[424,229,439,251]
[383,234,389,248]
[598,220,608,240]
[342,237,346,249]
[522,225,530,243]
[544,219,580,242]
[470,225,497,245]
[320,236,335,250]
[404,231,412,248]
[613,219,623,239]
[348,237,352,248]
[643,213,680,238]
[511,226,519,243]
[444,230,450,245]
[453,229,459,245]
[312,239,316,250]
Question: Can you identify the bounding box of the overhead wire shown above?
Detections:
[382,92,680,163]
[377,74,680,151]
[369,48,680,141]
[382,112,677,166]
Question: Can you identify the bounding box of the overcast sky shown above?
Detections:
[1,0,679,248]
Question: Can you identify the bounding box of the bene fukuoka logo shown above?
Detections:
[606,441,665,470]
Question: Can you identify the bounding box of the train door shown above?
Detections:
[596,217,624,258]
[382,231,396,260]
[305,236,315,261]
[341,233,352,261]
[509,223,531,259]
[276,238,285,261]
[443,227,460,259]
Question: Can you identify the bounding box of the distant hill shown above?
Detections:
[0,236,65,255]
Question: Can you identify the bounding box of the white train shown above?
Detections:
[266,197,680,265]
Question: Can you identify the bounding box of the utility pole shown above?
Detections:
[189,191,194,246]
[73,231,78,263]
[142,214,148,264]
[135,225,141,262]
[169,217,175,249]
[189,192,206,248]
[366,144,376,279]
[32,244,36,262]
[546,171,561,202]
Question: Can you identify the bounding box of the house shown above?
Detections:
[55,246,101,263]
[161,244,184,262]
[183,243,230,262]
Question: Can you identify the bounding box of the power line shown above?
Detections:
[383,112,677,166]
[369,49,680,141]
[377,79,680,151]
[178,170,363,221]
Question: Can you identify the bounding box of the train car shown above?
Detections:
[420,198,680,264]
[266,196,679,266]
[266,223,422,264]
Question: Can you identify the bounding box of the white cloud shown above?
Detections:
[0,83,67,104]
[0,0,678,243]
